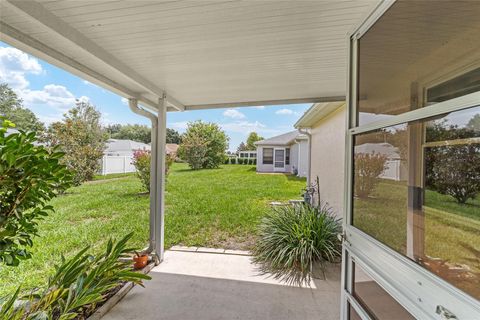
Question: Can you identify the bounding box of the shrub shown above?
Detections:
[44,101,107,185]
[132,149,151,191]
[253,158,257,165]
[354,152,387,198]
[425,120,480,204]
[224,157,230,164]
[0,233,151,319]
[132,149,173,192]
[0,118,72,266]
[253,203,341,285]
[178,121,229,170]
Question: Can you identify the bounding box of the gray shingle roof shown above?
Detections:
[254,130,305,146]
[105,139,151,153]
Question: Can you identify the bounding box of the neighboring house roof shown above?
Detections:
[166,143,179,155]
[355,143,400,159]
[255,130,306,146]
[105,139,151,153]
[295,101,345,128]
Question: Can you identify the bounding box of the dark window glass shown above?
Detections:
[352,263,415,320]
[263,148,273,164]
[285,148,290,165]
[357,1,480,126]
[352,106,480,300]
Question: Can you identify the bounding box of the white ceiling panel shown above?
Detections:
[0,0,379,111]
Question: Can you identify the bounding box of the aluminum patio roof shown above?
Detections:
[0,0,378,112]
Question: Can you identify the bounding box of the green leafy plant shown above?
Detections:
[253,203,341,285]
[0,233,151,319]
[354,152,388,198]
[132,149,173,192]
[44,100,107,185]
[0,83,45,134]
[246,132,263,150]
[425,119,480,204]
[0,118,72,266]
[178,121,229,170]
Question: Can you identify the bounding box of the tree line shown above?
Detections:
[0,83,183,185]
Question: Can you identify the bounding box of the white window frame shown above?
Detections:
[341,1,480,319]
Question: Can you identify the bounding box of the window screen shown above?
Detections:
[263,148,273,164]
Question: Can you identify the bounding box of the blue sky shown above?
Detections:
[0,42,311,151]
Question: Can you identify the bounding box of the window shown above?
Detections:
[250,153,256,158]
[352,263,415,319]
[262,148,273,164]
[356,1,480,126]
[352,106,480,300]
[285,148,290,165]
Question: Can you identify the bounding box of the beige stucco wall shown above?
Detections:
[309,105,346,218]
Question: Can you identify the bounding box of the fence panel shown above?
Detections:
[101,156,136,175]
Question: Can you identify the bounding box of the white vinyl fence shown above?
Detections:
[100,155,136,175]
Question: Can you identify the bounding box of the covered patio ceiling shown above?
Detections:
[0,0,378,112]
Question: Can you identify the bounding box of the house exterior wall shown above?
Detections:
[309,105,346,218]
[289,143,299,174]
[256,145,292,173]
[296,140,309,178]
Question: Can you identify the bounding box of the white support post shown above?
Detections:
[128,98,157,253]
[155,95,167,262]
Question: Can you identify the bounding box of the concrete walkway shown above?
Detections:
[103,249,341,320]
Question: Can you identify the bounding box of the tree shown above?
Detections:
[45,100,107,185]
[425,119,480,204]
[178,121,229,170]
[0,117,72,266]
[237,142,247,152]
[113,124,151,144]
[467,114,480,132]
[354,152,388,198]
[246,132,263,150]
[0,83,44,133]
[166,128,181,144]
[105,124,180,145]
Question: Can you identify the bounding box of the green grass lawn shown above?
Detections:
[353,179,480,298]
[0,163,305,297]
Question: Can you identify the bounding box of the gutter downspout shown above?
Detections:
[298,128,311,186]
[128,98,157,254]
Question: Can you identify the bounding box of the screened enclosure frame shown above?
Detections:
[340,1,480,319]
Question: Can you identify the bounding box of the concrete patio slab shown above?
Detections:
[102,250,341,320]
[196,247,226,254]
[170,245,198,252]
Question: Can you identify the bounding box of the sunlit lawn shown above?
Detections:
[353,179,480,297]
[0,163,305,297]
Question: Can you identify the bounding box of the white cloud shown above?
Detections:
[121,97,128,105]
[223,108,246,119]
[255,105,265,109]
[22,84,81,114]
[275,108,294,115]
[169,121,189,132]
[0,46,91,123]
[220,120,279,135]
[0,47,42,90]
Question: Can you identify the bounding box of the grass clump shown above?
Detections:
[253,203,341,286]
